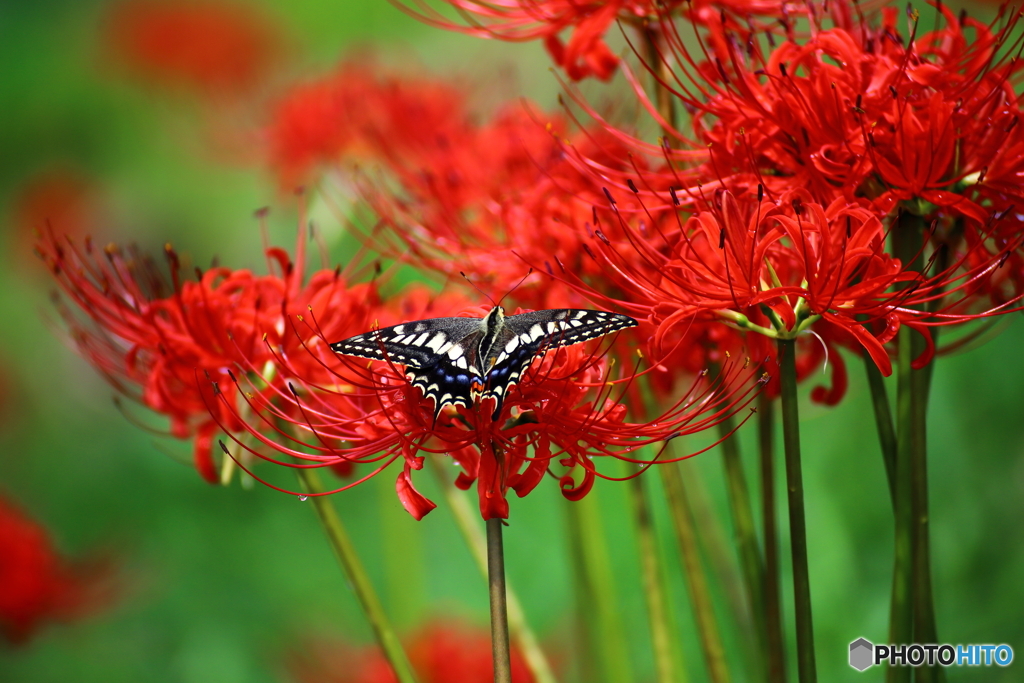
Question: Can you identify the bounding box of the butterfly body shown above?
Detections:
[330,306,637,420]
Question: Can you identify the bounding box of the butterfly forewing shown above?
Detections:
[330,307,637,422]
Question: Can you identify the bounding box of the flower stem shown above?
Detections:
[777,338,817,683]
[758,394,786,683]
[717,414,767,675]
[661,461,731,683]
[888,318,914,683]
[863,350,898,508]
[293,467,419,683]
[487,517,513,683]
[428,456,557,683]
[627,474,686,683]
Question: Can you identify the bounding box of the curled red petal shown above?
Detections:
[559,467,594,502]
[396,465,437,521]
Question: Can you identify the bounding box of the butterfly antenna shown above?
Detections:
[497,268,534,308]
[459,271,497,307]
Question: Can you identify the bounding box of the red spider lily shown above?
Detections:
[103,0,283,96]
[37,218,380,484]
[289,619,536,682]
[559,187,944,377]
[0,494,115,644]
[265,61,469,188]
[362,101,654,312]
[209,302,764,520]
[394,0,800,80]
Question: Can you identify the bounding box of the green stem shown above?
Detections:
[888,318,914,683]
[661,461,731,683]
[428,456,557,683]
[863,351,898,509]
[628,474,685,683]
[717,415,767,676]
[487,517,513,683]
[294,468,419,683]
[566,491,635,683]
[777,339,817,683]
[758,394,786,683]
[911,324,942,683]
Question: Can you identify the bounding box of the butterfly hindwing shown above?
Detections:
[330,307,637,422]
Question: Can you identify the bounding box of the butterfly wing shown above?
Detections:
[330,316,484,421]
[478,309,638,419]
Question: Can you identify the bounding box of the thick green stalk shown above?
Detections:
[566,491,635,683]
[487,517,513,683]
[777,339,817,683]
[428,456,557,683]
[758,395,786,683]
[863,351,898,508]
[888,321,915,683]
[661,461,731,683]
[627,474,685,683]
[911,319,942,683]
[294,468,419,683]
[717,415,768,676]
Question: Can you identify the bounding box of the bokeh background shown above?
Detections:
[1,1,1021,681]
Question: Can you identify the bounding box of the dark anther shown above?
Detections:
[670,187,681,205]
[716,57,730,83]
[592,206,599,225]
[582,243,597,260]
[779,63,788,77]
[194,267,203,279]
[627,179,638,193]
[846,215,852,237]
[227,369,237,383]
[996,205,1015,221]
[757,184,764,202]
[792,197,804,215]
[288,382,299,396]
[801,127,810,146]
[219,440,231,454]
[595,229,610,245]
[602,187,617,205]
[719,228,726,248]
[889,85,898,99]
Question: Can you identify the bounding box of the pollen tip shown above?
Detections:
[219,440,230,454]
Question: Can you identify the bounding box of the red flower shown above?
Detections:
[289,619,536,682]
[37,217,380,484]
[213,298,762,520]
[104,0,283,96]
[265,61,469,188]
[0,494,115,644]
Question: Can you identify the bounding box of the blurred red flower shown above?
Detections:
[104,0,283,96]
[265,61,468,188]
[289,619,536,683]
[0,494,115,644]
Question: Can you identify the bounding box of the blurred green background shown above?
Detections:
[1,1,1021,682]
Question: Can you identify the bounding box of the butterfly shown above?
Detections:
[330,306,637,421]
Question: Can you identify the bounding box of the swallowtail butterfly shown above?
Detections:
[331,307,637,421]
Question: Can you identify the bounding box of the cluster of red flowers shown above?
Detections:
[531,1,1024,402]
[41,0,1024,524]
[0,494,114,644]
[288,620,536,682]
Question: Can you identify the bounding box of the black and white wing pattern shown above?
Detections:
[330,306,637,421]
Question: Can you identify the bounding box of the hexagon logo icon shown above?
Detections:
[849,638,874,671]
